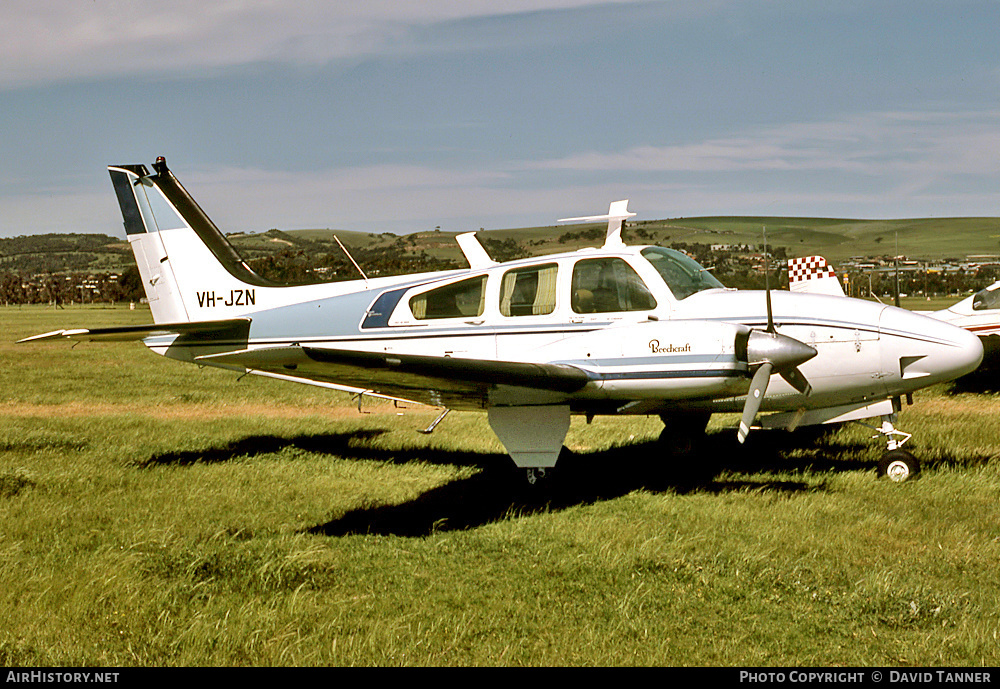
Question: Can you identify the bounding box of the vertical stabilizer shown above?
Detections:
[787,256,845,297]
[108,157,283,324]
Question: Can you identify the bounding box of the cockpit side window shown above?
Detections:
[409,275,487,320]
[640,246,725,300]
[500,263,558,316]
[973,286,1000,311]
[571,257,656,314]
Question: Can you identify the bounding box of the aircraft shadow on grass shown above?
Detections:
[137,425,993,538]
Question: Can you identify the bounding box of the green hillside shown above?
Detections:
[4,216,999,279]
[277,216,1000,264]
[618,216,1000,262]
[0,233,133,274]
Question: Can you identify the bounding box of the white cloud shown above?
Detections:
[148,161,527,234]
[527,110,1000,179]
[0,0,648,89]
[6,107,1000,237]
[103,108,1000,232]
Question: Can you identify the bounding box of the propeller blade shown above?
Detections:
[779,366,812,396]
[738,362,772,444]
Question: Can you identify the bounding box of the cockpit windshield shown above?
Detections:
[640,246,726,300]
[972,285,1000,312]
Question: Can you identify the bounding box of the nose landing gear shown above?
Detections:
[868,414,920,482]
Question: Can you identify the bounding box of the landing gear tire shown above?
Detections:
[656,413,714,486]
[658,412,710,457]
[878,449,920,483]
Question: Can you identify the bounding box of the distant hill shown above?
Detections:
[4,216,1000,278]
[626,216,1000,263]
[0,233,133,275]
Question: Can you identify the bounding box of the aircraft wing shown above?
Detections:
[197,346,592,409]
[18,318,251,343]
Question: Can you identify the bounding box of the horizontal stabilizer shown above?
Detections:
[18,318,251,343]
[559,200,636,250]
[558,199,636,225]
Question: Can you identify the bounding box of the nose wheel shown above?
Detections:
[867,414,920,482]
[878,449,920,482]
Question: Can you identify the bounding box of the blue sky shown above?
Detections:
[2,0,1000,238]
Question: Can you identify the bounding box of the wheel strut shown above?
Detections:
[525,468,549,485]
[858,413,920,482]
[859,413,912,452]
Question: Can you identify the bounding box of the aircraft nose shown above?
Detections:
[879,306,984,384]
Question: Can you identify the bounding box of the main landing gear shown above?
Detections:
[655,412,715,485]
[525,467,550,485]
[868,414,920,482]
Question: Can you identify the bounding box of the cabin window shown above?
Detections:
[571,258,656,313]
[640,246,725,300]
[973,286,1000,311]
[409,276,487,320]
[500,263,558,316]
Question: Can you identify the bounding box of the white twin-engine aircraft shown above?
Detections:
[21,158,983,484]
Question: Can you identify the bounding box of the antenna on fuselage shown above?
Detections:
[894,230,901,307]
[334,235,368,286]
[763,226,774,333]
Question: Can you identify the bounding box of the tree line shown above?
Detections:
[4,234,999,306]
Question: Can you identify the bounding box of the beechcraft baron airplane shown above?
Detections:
[20,158,984,484]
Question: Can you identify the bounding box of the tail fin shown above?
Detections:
[108,157,280,324]
[787,255,845,297]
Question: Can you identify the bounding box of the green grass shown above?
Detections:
[2,305,1000,666]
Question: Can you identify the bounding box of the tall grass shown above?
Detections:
[1,305,999,666]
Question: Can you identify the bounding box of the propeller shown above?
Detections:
[736,229,817,444]
[736,329,817,443]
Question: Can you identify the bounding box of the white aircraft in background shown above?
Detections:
[20,158,983,484]
[921,281,1000,344]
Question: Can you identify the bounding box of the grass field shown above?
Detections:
[2,304,1000,667]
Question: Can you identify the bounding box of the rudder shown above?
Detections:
[109,162,189,323]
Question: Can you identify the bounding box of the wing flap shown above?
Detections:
[197,346,592,409]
